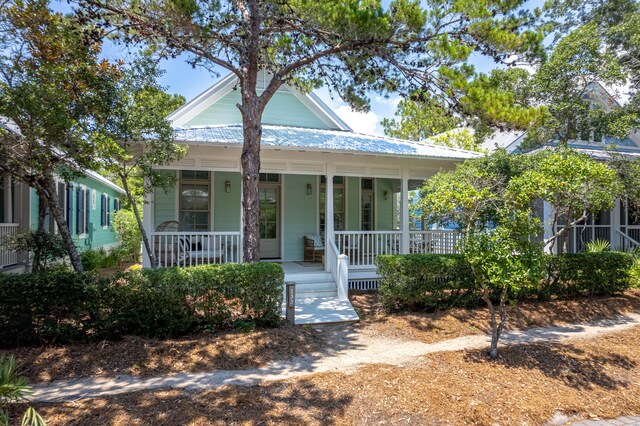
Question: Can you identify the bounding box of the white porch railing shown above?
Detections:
[554,225,611,253]
[151,232,242,267]
[334,230,461,268]
[409,230,463,254]
[335,231,402,268]
[0,223,19,268]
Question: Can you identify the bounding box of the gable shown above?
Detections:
[168,71,350,131]
[183,89,333,129]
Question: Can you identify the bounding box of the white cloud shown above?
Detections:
[334,105,381,135]
[373,95,401,109]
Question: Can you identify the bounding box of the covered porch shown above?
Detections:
[144,169,462,272]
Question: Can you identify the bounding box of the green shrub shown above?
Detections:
[5,230,69,272]
[0,271,101,347]
[376,254,478,311]
[0,263,284,347]
[377,252,635,312]
[541,252,634,298]
[80,249,105,272]
[112,209,142,262]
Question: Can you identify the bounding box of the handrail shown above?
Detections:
[616,229,640,251]
[328,239,349,300]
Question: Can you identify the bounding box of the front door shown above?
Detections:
[259,174,280,258]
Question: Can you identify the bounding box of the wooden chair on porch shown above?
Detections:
[304,234,324,262]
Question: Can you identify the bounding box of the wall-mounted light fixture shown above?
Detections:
[384,190,390,200]
[225,180,231,193]
[306,183,312,196]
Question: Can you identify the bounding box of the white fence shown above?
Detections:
[554,225,611,253]
[0,223,19,268]
[151,232,242,267]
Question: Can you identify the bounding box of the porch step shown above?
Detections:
[285,271,333,283]
[283,296,360,325]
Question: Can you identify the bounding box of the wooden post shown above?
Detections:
[401,170,410,254]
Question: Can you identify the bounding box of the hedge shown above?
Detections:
[376,254,477,311]
[377,252,635,312]
[0,263,284,348]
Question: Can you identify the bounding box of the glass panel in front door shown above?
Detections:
[362,192,374,230]
[259,187,278,239]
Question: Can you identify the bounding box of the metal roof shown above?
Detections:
[174,124,480,160]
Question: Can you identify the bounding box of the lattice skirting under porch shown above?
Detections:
[349,278,380,291]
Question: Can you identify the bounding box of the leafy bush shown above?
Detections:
[377,252,635,312]
[0,271,101,346]
[541,252,634,298]
[0,263,284,347]
[5,230,69,272]
[112,209,142,262]
[630,255,640,288]
[80,249,105,272]
[376,254,477,311]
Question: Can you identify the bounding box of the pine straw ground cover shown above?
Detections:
[351,289,640,344]
[31,325,640,425]
[5,290,640,384]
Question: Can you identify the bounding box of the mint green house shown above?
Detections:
[144,71,477,323]
[1,169,125,271]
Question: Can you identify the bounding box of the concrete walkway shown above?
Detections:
[31,311,640,403]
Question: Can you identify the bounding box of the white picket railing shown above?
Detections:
[554,225,611,253]
[150,231,242,267]
[409,230,463,254]
[334,231,402,268]
[0,223,19,268]
[327,239,349,300]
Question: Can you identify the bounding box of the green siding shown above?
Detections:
[375,178,395,230]
[29,177,122,251]
[154,170,177,228]
[185,90,331,129]
[213,172,241,231]
[72,176,121,251]
[346,177,359,230]
[283,174,317,261]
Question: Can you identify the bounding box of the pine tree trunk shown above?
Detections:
[240,108,263,263]
[120,174,156,267]
[41,177,84,273]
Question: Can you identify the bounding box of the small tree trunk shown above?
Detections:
[32,191,48,272]
[482,285,508,359]
[41,178,84,273]
[120,174,155,267]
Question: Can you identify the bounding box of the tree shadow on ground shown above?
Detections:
[350,291,640,343]
[34,378,352,425]
[8,320,364,383]
[463,341,636,391]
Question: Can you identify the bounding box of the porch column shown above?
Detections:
[325,167,334,269]
[611,198,621,250]
[543,201,554,254]
[3,174,12,223]
[142,178,154,268]
[401,170,410,254]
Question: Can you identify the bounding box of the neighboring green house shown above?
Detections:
[145,71,478,324]
[1,169,125,271]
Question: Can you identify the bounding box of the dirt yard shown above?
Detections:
[30,324,640,425]
[7,290,640,384]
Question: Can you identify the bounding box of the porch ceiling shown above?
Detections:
[173,124,480,161]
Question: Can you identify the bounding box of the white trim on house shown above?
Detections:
[83,169,126,195]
